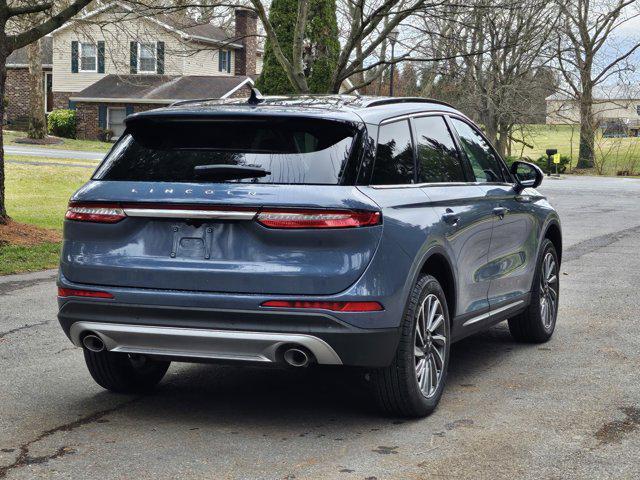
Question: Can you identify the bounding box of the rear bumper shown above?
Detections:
[58,300,400,367]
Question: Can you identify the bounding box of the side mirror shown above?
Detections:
[511,161,543,193]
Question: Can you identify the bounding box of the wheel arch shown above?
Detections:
[543,220,563,266]
[416,248,457,320]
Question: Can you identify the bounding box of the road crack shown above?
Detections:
[0,321,49,340]
[0,400,137,478]
[0,275,56,296]
[563,225,640,263]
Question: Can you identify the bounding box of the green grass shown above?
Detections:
[3,129,111,152]
[5,160,92,230]
[1,161,91,275]
[511,124,640,175]
[0,242,61,275]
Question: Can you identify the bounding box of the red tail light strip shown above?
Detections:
[256,210,381,229]
[261,300,384,312]
[65,204,126,223]
[58,287,114,299]
[66,202,381,228]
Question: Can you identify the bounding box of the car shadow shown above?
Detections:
[96,323,531,428]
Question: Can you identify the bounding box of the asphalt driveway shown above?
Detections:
[1,175,639,479]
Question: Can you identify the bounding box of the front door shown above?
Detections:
[412,115,494,321]
[44,72,53,113]
[449,118,536,311]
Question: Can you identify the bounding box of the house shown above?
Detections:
[546,85,640,135]
[5,2,262,139]
[5,36,54,129]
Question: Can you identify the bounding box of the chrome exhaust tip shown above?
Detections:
[283,348,310,367]
[82,334,105,352]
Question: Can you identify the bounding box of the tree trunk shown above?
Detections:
[27,38,46,140]
[577,85,595,169]
[0,38,9,224]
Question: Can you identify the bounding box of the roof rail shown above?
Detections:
[169,97,222,107]
[364,97,455,109]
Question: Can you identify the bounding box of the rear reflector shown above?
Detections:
[58,287,114,299]
[66,203,126,223]
[256,210,381,229]
[261,300,383,312]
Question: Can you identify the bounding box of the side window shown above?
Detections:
[371,120,415,185]
[451,118,504,183]
[413,116,465,183]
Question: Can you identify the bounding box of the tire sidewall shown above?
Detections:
[533,239,560,334]
[402,275,451,414]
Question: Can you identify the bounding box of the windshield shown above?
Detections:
[93,118,361,185]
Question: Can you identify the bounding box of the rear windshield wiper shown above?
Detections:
[194,164,271,180]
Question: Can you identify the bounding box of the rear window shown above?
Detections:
[93,118,360,185]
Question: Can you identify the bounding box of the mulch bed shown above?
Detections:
[0,220,61,247]
[12,136,64,145]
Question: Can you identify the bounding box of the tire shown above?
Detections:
[371,275,451,417]
[83,349,170,393]
[508,238,560,343]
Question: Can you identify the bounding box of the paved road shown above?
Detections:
[1,176,639,479]
[4,145,105,161]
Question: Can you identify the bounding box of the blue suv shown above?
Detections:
[57,94,561,417]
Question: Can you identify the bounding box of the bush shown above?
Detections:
[504,154,571,174]
[47,109,77,138]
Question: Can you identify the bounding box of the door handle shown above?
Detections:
[442,208,459,226]
[493,206,508,219]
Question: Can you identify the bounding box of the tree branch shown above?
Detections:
[7,2,53,18]
[9,0,94,52]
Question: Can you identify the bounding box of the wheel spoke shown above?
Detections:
[429,314,444,333]
[427,298,439,330]
[429,355,438,392]
[432,334,446,346]
[421,359,430,391]
[432,345,444,368]
[415,345,426,358]
[415,324,425,346]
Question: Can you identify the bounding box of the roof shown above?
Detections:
[70,75,254,103]
[128,95,461,125]
[53,2,242,49]
[7,36,53,67]
[547,85,640,101]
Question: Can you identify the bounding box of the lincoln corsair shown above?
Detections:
[57,93,561,417]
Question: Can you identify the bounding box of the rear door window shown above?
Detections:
[93,118,359,185]
[413,116,465,183]
[371,120,415,185]
[450,118,505,183]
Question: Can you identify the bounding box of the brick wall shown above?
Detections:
[5,68,30,124]
[53,92,73,110]
[234,9,258,76]
[228,83,253,99]
[75,102,168,140]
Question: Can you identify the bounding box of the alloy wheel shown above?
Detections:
[539,252,558,329]
[414,294,447,398]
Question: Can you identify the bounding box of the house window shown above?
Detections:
[636,105,640,116]
[108,107,127,139]
[138,42,157,73]
[80,43,97,72]
[218,49,231,73]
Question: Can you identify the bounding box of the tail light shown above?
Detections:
[66,203,126,223]
[58,287,114,299]
[261,300,383,312]
[256,209,381,229]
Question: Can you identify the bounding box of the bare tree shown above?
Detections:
[0,0,95,224]
[27,37,46,139]
[556,0,640,168]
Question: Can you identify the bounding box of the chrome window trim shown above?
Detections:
[369,181,515,190]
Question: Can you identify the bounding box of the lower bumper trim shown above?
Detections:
[69,321,343,365]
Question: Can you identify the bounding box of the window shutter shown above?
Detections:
[97,41,105,73]
[218,49,223,72]
[71,41,79,73]
[98,105,107,129]
[156,41,165,74]
[130,41,138,74]
[227,50,232,74]
[125,105,134,116]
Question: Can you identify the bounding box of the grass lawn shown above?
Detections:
[512,124,640,175]
[0,161,92,275]
[3,129,111,152]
